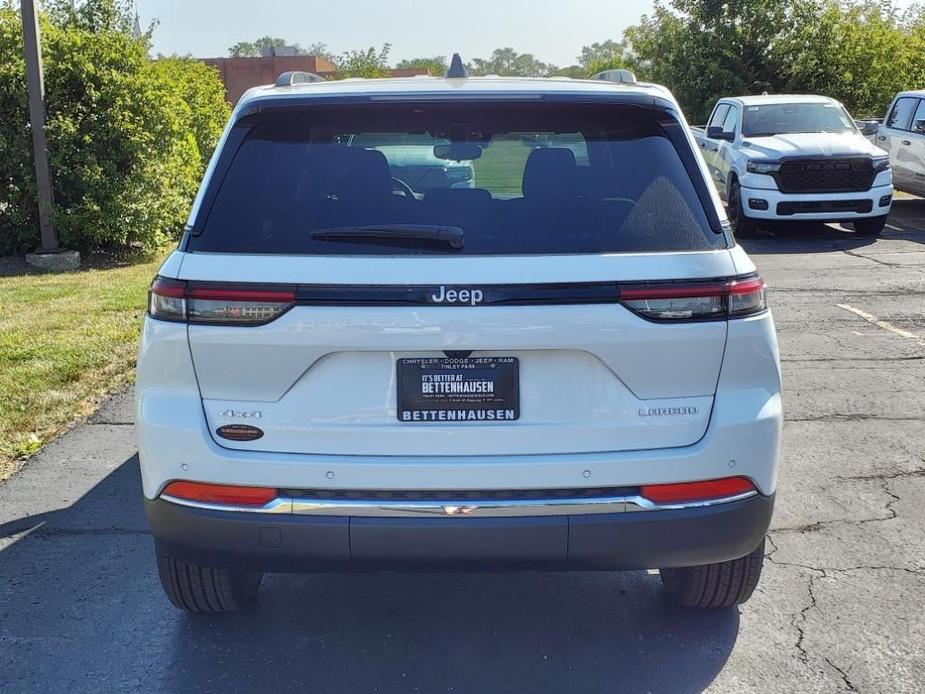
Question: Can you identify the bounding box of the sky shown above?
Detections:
[138,0,656,66]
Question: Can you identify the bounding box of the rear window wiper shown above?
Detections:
[310,224,464,249]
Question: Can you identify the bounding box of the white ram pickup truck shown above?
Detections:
[692,95,893,236]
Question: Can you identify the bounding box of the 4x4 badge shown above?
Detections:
[221,409,263,419]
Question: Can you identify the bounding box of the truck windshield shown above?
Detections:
[742,103,857,137]
[189,101,724,256]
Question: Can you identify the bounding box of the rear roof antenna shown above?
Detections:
[446,53,469,79]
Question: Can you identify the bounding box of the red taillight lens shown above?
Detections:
[148,277,296,325]
[619,275,766,321]
[148,277,188,322]
[162,481,278,506]
[640,477,756,504]
[726,276,767,317]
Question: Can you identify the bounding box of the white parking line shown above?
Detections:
[836,303,924,341]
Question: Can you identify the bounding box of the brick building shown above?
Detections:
[202,55,428,104]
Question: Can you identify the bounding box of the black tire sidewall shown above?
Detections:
[728,179,756,238]
[854,215,888,236]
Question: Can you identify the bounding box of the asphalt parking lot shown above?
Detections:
[2,201,924,693]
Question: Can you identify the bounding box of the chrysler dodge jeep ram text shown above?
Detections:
[138,62,782,613]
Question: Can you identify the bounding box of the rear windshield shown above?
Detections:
[189,102,724,255]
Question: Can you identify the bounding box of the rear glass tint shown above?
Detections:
[189,102,724,255]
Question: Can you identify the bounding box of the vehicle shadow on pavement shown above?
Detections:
[0,458,740,693]
[738,222,880,255]
[884,198,925,244]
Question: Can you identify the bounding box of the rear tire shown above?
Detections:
[660,539,765,608]
[853,215,888,236]
[727,179,758,238]
[156,544,262,613]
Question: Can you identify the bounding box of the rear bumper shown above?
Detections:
[740,182,892,221]
[145,492,774,572]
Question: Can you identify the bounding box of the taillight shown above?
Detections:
[148,277,296,326]
[619,275,766,322]
[162,481,277,506]
[640,477,756,504]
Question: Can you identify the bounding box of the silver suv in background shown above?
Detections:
[873,90,925,197]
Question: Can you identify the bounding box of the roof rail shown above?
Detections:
[275,71,325,87]
[591,69,637,84]
[445,53,469,79]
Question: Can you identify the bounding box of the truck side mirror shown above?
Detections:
[914,120,925,134]
[855,119,881,136]
[707,125,734,142]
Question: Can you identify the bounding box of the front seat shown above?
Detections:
[522,148,580,200]
[315,147,415,229]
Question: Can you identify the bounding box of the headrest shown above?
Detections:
[522,148,579,199]
[328,147,393,198]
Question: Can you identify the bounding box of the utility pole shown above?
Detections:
[21,0,61,254]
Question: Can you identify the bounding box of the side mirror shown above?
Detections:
[914,120,925,134]
[707,125,734,142]
[855,119,881,136]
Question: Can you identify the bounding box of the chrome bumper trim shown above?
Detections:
[159,491,758,518]
[160,495,294,514]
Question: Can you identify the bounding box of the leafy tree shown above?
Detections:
[781,1,920,118]
[624,0,793,123]
[623,0,924,122]
[43,0,137,35]
[336,44,392,78]
[228,36,306,58]
[578,39,627,74]
[303,41,335,63]
[395,56,448,75]
[548,65,589,79]
[468,48,551,77]
[148,58,230,165]
[0,2,229,253]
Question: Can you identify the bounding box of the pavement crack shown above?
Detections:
[841,248,899,268]
[766,544,925,576]
[835,469,925,482]
[786,415,925,423]
[795,568,824,663]
[766,537,826,663]
[784,356,925,363]
[825,656,860,693]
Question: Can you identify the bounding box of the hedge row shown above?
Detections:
[0,9,229,254]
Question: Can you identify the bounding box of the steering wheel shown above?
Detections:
[391,176,416,199]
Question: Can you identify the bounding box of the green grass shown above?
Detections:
[474,136,532,196]
[0,252,167,481]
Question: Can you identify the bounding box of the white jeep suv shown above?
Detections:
[137,66,782,613]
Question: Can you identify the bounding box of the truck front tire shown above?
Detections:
[728,179,757,238]
[156,543,262,613]
[854,215,888,236]
[659,539,765,608]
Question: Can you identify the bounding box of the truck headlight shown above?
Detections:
[746,160,781,175]
[872,156,891,172]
